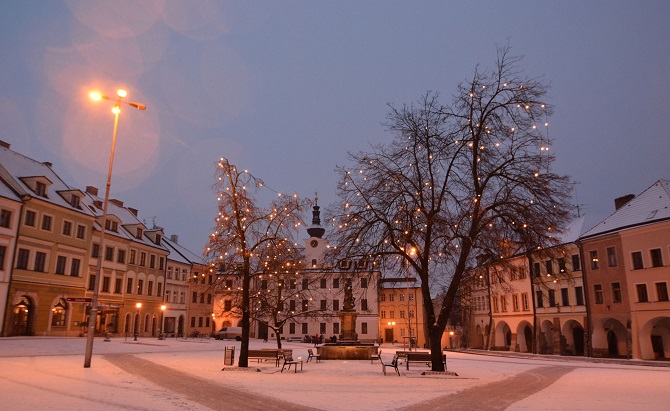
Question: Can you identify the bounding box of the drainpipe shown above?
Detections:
[527,249,538,354]
[576,240,592,358]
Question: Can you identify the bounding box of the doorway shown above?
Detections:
[385,328,394,343]
[12,296,32,336]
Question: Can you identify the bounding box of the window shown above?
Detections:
[55,256,67,275]
[289,300,296,311]
[512,294,519,311]
[140,252,146,266]
[400,293,405,302]
[636,284,649,303]
[51,299,66,326]
[105,221,118,232]
[199,293,204,303]
[290,279,296,289]
[129,250,136,264]
[105,246,114,261]
[607,247,617,267]
[159,257,164,270]
[34,252,46,272]
[333,323,340,334]
[192,292,197,303]
[611,282,622,303]
[137,279,144,295]
[198,317,203,327]
[76,225,86,239]
[127,278,134,294]
[561,288,569,306]
[380,293,385,302]
[136,228,143,239]
[532,262,541,277]
[41,215,52,231]
[522,293,529,310]
[389,294,394,302]
[117,249,125,263]
[92,244,100,258]
[260,279,268,290]
[333,278,340,288]
[190,317,196,327]
[558,258,567,273]
[361,299,368,311]
[320,278,327,288]
[102,277,110,292]
[656,283,669,302]
[492,296,499,312]
[650,248,663,268]
[150,255,155,269]
[25,210,36,227]
[632,251,643,270]
[70,195,80,208]
[289,323,296,334]
[361,278,368,288]
[0,209,11,227]
[333,300,339,311]
[361,322,368,334]
[301,323,308,334]
[320,300,327,310]
[320,323,327,334]
[545,260,553,275]
[571,254,581,271]
[88,274,96,291]
[35,181,47,197]
[70,258,80,276]
[408,292,414,301]
[589,250,599,270]
[302,278,309,290]
[389,310,395,318]
[302,300,309,311]
[167,267,172,279]
[548,289,556,307]
[224,300,232,311]
[62,221,72,236]
[17,248,30,269]
[157,283,162,297]
[575,286,584,305]
[0,245,5,270]
[380,310,386,319]
[148,281,154,296]
[400,310,406,319]
[115,278,122,293]
[536,290,544,308]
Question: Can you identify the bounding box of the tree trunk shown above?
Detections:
[429,329,445,371]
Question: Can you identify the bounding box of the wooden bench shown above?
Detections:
[370,349,381,364]
[307,348,321,363]
[286,336,302,342]
[405,352,446,370]
[381,354,400,376]
[247,349,280,367]
[281,352,303,373]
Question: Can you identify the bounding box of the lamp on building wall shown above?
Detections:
[84,89,146,368]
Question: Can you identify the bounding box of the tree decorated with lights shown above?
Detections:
[328,46,573,371]
[205,158,309,367]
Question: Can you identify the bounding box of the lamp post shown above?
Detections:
[134,302,142,341]
[84,89,146,368]
[159,304,167,340]
[406,247,416,350]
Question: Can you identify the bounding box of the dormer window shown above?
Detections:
[155,234,162,245]
[70,196,80,208]
[35,182,47,197]
[105,220,118,232]
[136,227,143,239]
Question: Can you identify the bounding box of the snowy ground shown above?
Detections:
[0,336,669,410]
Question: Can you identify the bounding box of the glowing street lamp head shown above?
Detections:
[136,302,142,309]
[117,89,127,98]
[89,92,102,101]
[112,105,121,115]
[161,305,166,311]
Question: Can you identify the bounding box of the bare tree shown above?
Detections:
[205,158,309,367]
[327,46,573,371]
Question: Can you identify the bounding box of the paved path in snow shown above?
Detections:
[399,365,576,411]
[104,354,316,411]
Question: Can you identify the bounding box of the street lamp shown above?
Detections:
[406,247,416,350]
[159,304,167,340]
[134,302,142,341]
[84,89,146,368]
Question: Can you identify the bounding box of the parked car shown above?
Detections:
[214,326,242,341]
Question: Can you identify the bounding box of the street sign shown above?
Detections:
[66,297,92,302]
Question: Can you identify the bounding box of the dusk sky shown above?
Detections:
[1,1,668,254]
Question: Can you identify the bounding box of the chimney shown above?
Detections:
[86,186,99,196]
[170,234,179,244]
[109,199,124,207]
[614,194,635,210]
[128,207,138,216]
[93,200,103,209]
[0,140,10,149]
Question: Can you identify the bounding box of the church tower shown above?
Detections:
[305,194,329,268]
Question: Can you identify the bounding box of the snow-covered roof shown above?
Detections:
[0,144,94,216]
[0,178,21,202]
[580,180,670,239]
[163,235,203,265]
[553,215,586,244]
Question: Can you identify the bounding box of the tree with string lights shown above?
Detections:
[327,45,573,371]
[204,158,309,367]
